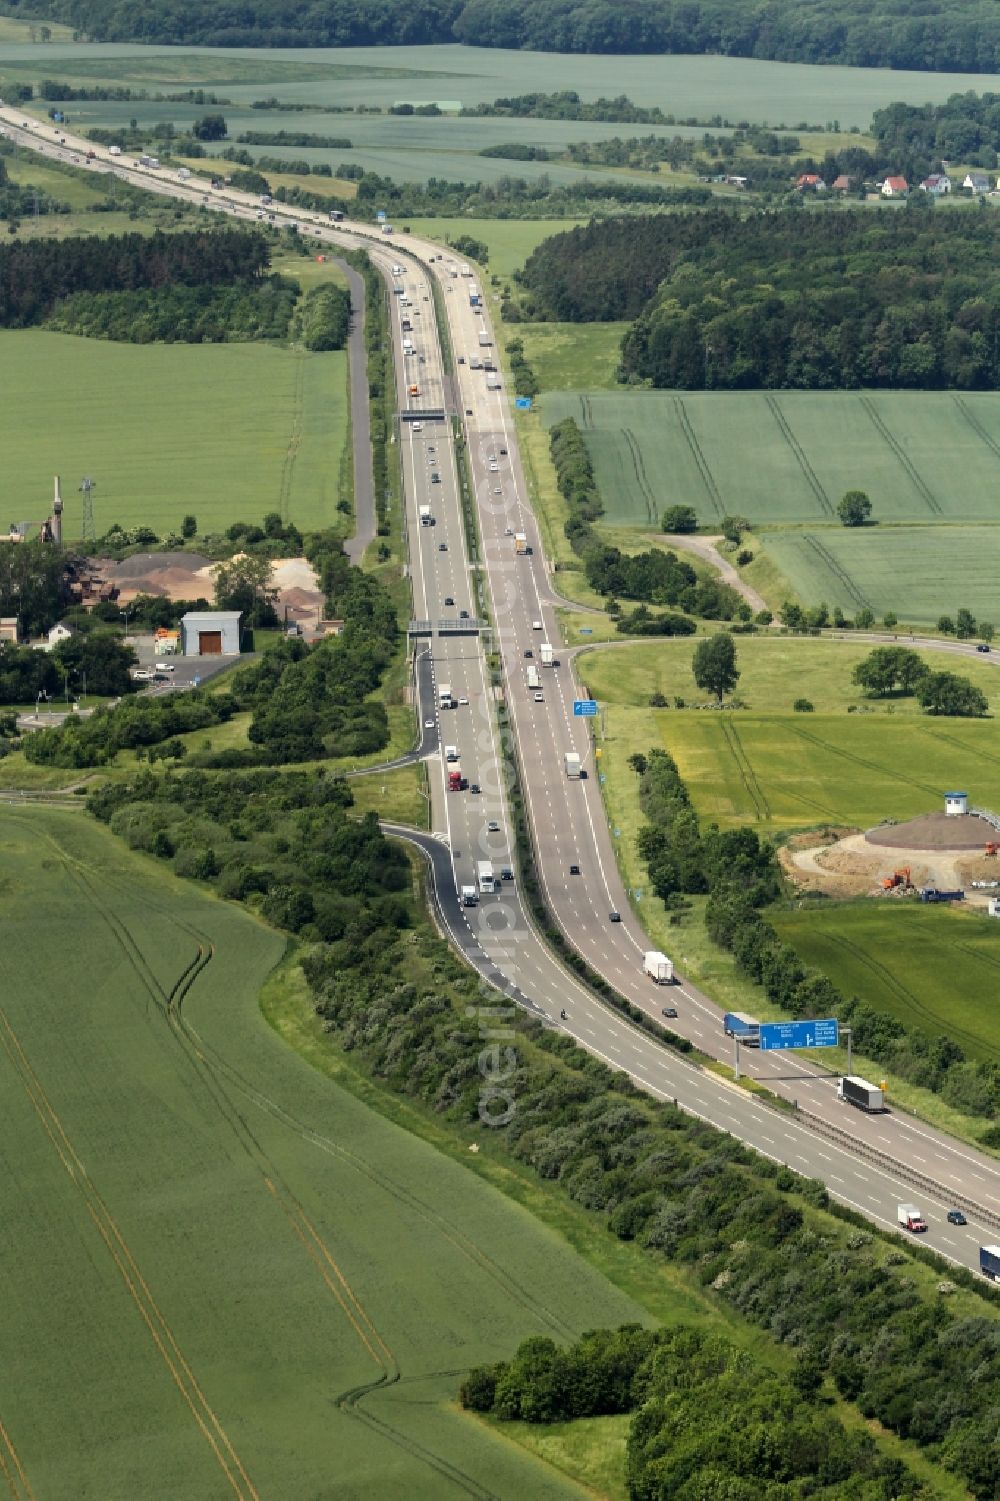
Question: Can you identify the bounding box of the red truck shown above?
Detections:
[448,763,462,791]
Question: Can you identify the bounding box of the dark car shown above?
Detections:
[569,863,580,875]
[501,866,513,881]
[466,407,473,415]
[524,648,533,659]
[609,910,621,922]
[459,609,470,619]
[444,596,454,607]
[661,1006,678,1019]
[947,1209,968,1225]
[500,446,508,455]
[977,643,991,653]
[438,542,448,552]
[470,782,481,794]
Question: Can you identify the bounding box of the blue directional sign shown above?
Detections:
[376,209,386,221]
[580,627,593,634]
[758,1018,840,1051]
[573,699,598,716]
[515,397,533,410]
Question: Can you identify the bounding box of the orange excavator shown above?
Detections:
[881,867,911,890]
[986,843,999,857]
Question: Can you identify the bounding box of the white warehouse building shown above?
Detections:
[179,610,242,657]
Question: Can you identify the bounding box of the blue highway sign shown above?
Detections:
[758,1018,840,1051]
[573,699,598,716]
[515,397,533,410]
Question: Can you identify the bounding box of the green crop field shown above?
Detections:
[0,807,644,1499]
[0,329,348,538]
[406,217,579,281]
[519,322,628,392]
[759,525,1000,624]
[581,636,1000,831]
[773,903,1000,1064]
[544,390,1000,529]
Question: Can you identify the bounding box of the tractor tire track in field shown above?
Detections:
[765,396,833,516]
[718,716,770,821]
[0,1007,260,1501]
[623,427,658,523]
[277,351,307,524]
[802,534,872,612]
[0,1413,36,1501]
[17,819,570,1493]
[673,397,723,516]
[929,726,1000,770]
[824,932,996,1062]
[785,724,942,800]
[578,393,594,429]
[952,394,1000,464]
[860,396,942,515]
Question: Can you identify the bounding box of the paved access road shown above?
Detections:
[6,110,1000,1268]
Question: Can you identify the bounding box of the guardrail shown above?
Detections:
[796,1104,1000,1231]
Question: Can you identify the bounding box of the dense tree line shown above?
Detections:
[17,0,1000,72]
[23,686,237,766]
[35,81,229,103]
[44,278,299,344]
[89,767,411,938]
[548,417,604,554]
[236,129,352,148]
[303,886,1000,1498]
[0,629,136,709]
[295,283,351,351]
[0,538,70,636]
[873,92,1000,178]
[464,1325,917,1498]
[0,228,270,329]
[634,746,1000,1119]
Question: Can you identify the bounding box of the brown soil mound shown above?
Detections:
[866,811,999,852]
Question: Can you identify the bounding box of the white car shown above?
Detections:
[533,692,544,703]
[424,718,435,728]
[532,620,542,630]
[157,662,176,672]
[488,461,499,472]
[458,696,469,705]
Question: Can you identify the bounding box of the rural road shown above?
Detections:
[663,531,770,613]
[335,257,375,564]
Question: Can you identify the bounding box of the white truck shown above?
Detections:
[461,885,478,906]
[419,505,433,526]
[108,144,122,157]
[897,1203,927,1233]
[444,744,458,762]
[402,338,414,355]
[838,1075,886,1113]
[526,666,540,690]
[381,223,394,235]
[477,859,495,894]
[460,263,471,277]
[514,532,528,556]
[487,373,501,390]
[644,951,674,984]
[438,682,453,709]
[564,752,582,779]
[478,330,492,347]
[540,642,554,667]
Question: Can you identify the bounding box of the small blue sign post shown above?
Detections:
[515,396,533,410]
[573,699,598,716]
[758,1018,839,1051]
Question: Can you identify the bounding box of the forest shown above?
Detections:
[873,90,1000,171]
[521,209,1000,389]
[0,228,269,327]
[464,1325,916,1499]
[10,0,1000,71]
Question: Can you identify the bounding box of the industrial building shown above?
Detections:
[179,611,242,657]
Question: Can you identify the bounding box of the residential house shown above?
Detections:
[46,621,77,649]
[920,173,952,195]
[831,174,851,192]
[0,617,20,644]
[881,175,909,197]
[964,171,991,194]
[796,172,825,191]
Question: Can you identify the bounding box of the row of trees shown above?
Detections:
[303,879,1000,1497]
[0,629,135,708]
[17,0,1000,72]
[44,278,299,345]
[464,1325,917,1498]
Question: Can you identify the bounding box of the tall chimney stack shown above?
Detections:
[52,474,63,546]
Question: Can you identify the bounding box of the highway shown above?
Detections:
[4,108,1000,1271]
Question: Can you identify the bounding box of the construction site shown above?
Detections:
[782,793,1000,910]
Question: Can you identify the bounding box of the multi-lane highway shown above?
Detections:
[4,109,1000,1270]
